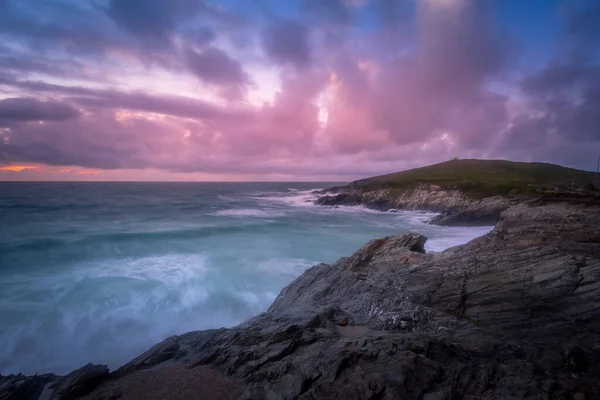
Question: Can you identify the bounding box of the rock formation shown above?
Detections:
[2,202,599,399]
[314,184,514,225]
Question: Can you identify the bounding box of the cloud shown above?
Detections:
[496,0,600,169]
[0,0,127,56]
[0,98,80,125]
[0,79,251,121]
[565,0,600,50]
[183,46,250,98]
[0,78,105,97]
[376,0,410,30]
[321,0,509,154]
[0,164,40,172]
[262,19,311,69]
[301,0,354,24]
[0,54,86,77]
[104,0,206,48]
[1,0,599,179]
[70,90,245,121]
[184,26,217,47]
[0,71,326,172]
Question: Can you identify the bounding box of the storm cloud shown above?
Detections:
[0,0,599,180]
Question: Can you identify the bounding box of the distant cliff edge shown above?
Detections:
[315,159,599,225]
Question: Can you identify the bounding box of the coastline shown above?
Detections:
[3,197,600,399]
[312,182,600,226]
[0,184,493,378]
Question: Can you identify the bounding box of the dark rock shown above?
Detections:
[565,346,590,373]
[314,193,365,207]
[53,364,109,400]
[313,185,515,226]
[8,202,600,400]
[422,392,445,400]
[99,203,600,399]
[0,374,56,400]
[429,210,504,226]
[312,182,598,227]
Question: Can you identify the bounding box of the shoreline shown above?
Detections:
[3,199,600,399]
[0,198,491,376]
[312,185,512,227]
[312,182,600,227]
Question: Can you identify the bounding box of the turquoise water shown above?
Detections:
[0,182,492,375]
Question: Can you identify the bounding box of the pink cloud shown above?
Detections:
[1,0,599,181]
[76,169,100,175]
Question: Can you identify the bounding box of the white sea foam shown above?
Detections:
[255,257,317,279]
[214,208,286,218]
[393,210,440,225]
[0,252,272,374]
[0,183,496,376]
[424,225,494,252]
[233,291,278,314]
[217,194,238,202]
[257,189,320,207]
[75,253,210,285]
[323,204,392,215]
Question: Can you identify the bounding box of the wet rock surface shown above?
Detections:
[0,364,108,400]
[3,203,600,399]
[313,185,515,226]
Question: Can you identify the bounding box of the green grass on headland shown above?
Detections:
[352,159,598,199]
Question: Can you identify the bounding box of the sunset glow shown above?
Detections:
[0,0,599,181]
[0,165,40,172]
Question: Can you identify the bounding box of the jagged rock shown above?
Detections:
[0,374,56,400]
[53,364,109,400]
[0,364,109,400]
[104,203,600,399]
[314,185,514,225]
[5,202,600,400]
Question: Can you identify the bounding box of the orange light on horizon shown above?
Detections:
[77,169,101,175]
[0,165,41,172]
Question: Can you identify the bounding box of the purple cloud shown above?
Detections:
[1,0,599,180]
[184,46,250,98]
[0,98,79,124]
[301,0,353,24]
[105,0,205,48]
[262,19,311,69]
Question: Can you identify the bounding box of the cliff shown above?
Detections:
[315,159,599,225]
[3,201,600,399]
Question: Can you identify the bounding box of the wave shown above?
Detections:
[0,203,95,212]
[391,210,440,225]
[0,223,286,255]
[321,204,395,215]
[0,252,279,374]
[213,208,286,218]
[0,183,497,375]
[74,253,210,284]
[256,189,320,208]
[254,257,317,279]
[217,194,238,202]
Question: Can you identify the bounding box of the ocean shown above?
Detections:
[0,182,493,375]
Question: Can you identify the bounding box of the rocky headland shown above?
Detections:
[314,159,599,226]
[314,183,513,226]
[2,160,600,400]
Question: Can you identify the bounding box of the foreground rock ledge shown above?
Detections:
[2,203,600,400]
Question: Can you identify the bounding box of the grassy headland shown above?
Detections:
[351,159,598,199]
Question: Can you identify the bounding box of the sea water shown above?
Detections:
[0,182,493,375]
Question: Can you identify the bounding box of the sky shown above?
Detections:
[0,0,599,181]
